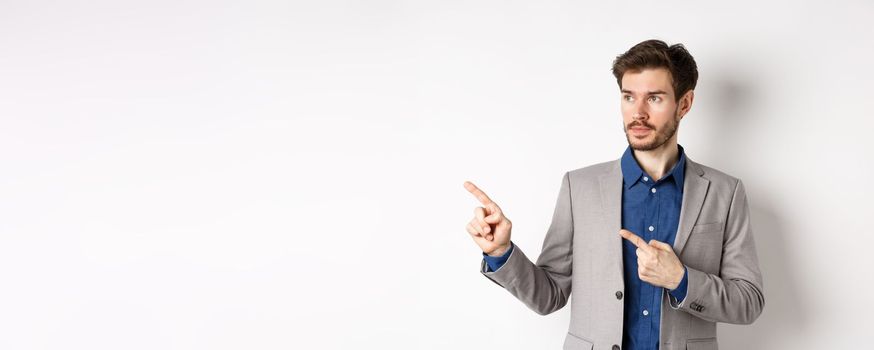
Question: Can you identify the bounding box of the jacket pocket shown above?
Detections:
[691,221,724,234]
[562,332,594,350]
[686,337,718,350]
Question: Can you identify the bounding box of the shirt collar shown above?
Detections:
[620,144,687,189]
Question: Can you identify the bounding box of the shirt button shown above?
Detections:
[643,309,649,316]
[615,291,623,300]
[651,188,657,193]
[648,225,654,232]
[643,176,649,181]
[612,345,620,350]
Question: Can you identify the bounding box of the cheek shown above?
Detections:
[620,105,635,120]
[649,103,673,114]
[650,106,677,123]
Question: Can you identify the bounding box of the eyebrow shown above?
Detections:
[621,89,668,95]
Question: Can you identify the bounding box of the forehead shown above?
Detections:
[620,67,673,95]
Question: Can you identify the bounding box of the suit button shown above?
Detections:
[615,291,623,300]
[612,345,620,350]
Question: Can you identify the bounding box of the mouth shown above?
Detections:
[629,126,652,137]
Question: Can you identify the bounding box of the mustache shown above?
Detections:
[627,121,655,130]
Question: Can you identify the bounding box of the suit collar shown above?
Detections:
[673,156,709,256]
[599,150,709,257]
[620,144,687,190]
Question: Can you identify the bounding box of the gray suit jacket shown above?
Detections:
[480,156,764,350]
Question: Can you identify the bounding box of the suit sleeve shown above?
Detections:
[668,179,765,324]
[479,172,574,316]
[482,242,514,272]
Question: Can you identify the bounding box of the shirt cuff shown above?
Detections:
[482,242,514,272]
[668,266,689,302]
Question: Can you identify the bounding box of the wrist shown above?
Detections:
[670,266,686,290]
[487,243,512,257]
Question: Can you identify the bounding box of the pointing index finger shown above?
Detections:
[464,181,495,205]
[619,229,654,252]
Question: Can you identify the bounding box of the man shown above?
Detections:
[463,40,764,350]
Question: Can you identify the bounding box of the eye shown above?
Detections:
[623,95,633,102]
[648,96,661,102]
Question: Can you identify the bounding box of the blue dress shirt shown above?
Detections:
[483,145,689,350]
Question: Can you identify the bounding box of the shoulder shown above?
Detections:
[688,158,741,187]
[564,159,620,185]
[687,158,747,201]
[568,159,618,177]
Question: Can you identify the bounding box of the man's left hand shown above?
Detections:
[619,229,686,290]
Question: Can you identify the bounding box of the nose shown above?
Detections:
[633,101,648,120]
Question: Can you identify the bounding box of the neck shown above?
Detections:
[632,137,680,181]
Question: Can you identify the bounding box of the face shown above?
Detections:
[620,68,693,151]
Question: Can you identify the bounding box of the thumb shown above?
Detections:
[648,239,673,252]
[483,213,501,224]
[483,203,503,224]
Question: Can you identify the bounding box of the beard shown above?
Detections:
[624,108,680,151]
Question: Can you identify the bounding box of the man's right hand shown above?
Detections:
[464,181,512,257]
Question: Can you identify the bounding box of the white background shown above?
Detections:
[1,0,872,349]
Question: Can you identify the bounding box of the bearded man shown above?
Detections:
[464,39,764,350]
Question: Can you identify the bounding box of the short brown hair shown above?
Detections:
[611,39,698,102]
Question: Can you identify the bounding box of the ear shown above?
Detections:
[678,90,694,119]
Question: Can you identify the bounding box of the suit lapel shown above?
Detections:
[673,157,710,256]
[598,160,623,234]
[597,156,710,259]
[598,160,624,279]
